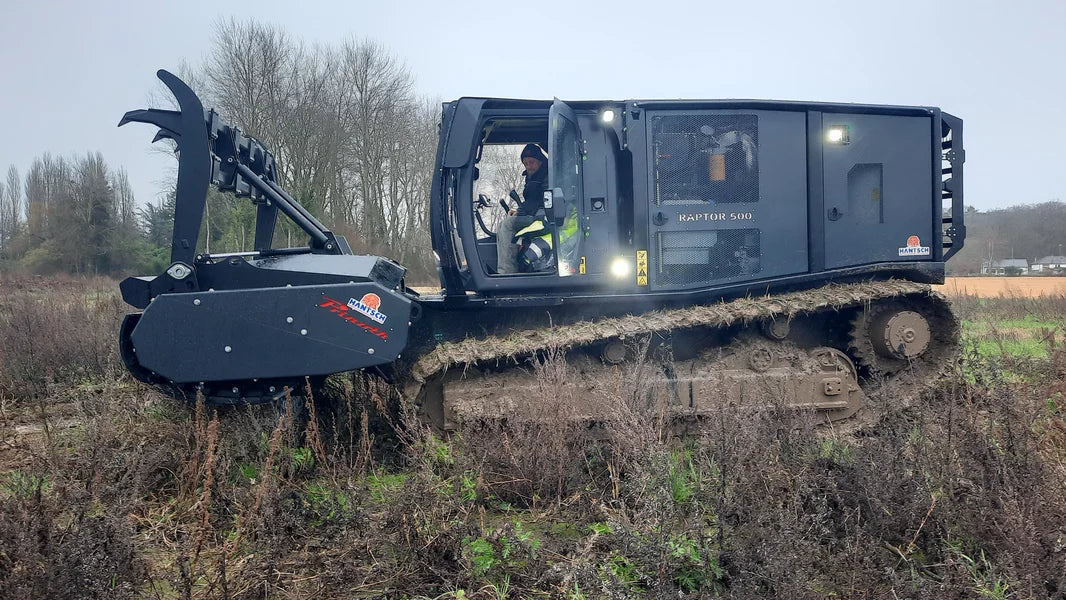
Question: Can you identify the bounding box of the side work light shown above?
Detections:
[827,125,850,144]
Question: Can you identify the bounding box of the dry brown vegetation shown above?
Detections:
[2,276,1066,599]
[937,276,1066,298]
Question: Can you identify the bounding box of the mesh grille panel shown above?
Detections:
[653,114,759,205]
[655,229,761,285]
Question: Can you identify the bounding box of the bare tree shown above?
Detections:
[389,96,439,273]
[191,19,438,275]
[475,144,527,231]
[335,39,415,245]
[5,166,21,236]
[53,153,112,273]
[206,19,296,141]
[0,178,5,250]
[25,154,70,240]
[203,19,341,248]
[110,167,135,229]
[0,178,6,252]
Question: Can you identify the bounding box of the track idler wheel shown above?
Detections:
[850,303,935,375]
[870,310,931,361]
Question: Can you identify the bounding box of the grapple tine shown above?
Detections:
[118,108,181,134]
[151,129,178,144]
[118,109,181,147]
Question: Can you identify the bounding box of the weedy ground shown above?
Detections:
[1,276,1065,599]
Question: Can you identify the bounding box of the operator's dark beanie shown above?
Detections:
[520,144,548,164]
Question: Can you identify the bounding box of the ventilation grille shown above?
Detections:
[655,229,761,285]
[653,114,759,206]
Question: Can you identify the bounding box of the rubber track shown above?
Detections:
[411,279,950,383]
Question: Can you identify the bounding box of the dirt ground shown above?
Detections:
[935,276,1066,298]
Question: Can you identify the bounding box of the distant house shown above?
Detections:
[981,259,1030,275]
[1031,256,1066,274]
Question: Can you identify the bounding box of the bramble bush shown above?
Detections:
[1,279,1065,598]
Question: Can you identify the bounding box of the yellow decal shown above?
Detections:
[636,250,648,286]
[579,256,586,275]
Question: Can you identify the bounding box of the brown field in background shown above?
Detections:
[936,276,1066,297]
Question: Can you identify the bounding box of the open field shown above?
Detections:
[937,276,1066,297]
[2,276,1066,599]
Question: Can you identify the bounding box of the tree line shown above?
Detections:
[947,201,1066,275]
[0,156,153,275]
[1,18,1061,281]
[195,19,439,279]
[0,19,439,282]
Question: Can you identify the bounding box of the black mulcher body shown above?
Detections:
[119,70,965,429]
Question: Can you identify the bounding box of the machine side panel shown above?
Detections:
[823,113,934,268]
[644,109,808,291]
[128,283,411,383]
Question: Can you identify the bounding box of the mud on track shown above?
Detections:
[411,280,940,382]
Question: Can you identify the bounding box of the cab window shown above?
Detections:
[469,117,554,277]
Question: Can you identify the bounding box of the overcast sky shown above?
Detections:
[1,0,1063,211]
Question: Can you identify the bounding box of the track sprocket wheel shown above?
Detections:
[848,298,951,376]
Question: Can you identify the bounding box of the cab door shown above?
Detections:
[547,99,585,277]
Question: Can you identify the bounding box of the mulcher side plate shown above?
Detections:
[125,282,411,384]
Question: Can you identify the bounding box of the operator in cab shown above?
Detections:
[496,143,548,274]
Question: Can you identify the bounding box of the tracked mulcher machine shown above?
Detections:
[118,70,965,430]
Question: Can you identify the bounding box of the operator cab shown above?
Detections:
[468,117,550,274]
[431,96,961,300]
[432,98,628,296]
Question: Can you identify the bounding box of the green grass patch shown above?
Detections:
[0,470,53,498]
[962,314,1062,333]
[366,469,407,503]
[960,314,1060,363]
[301,480,351,523]
[972,337,1049,360]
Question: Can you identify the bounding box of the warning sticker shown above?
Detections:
[636,250,648,286]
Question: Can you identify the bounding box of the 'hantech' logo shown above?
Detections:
[347,293,388,324]
[319,297,388,340]
[897,235,930,257]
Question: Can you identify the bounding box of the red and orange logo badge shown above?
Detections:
[898,235,930,257]
[360,293,381,310]
[347,293,387,324]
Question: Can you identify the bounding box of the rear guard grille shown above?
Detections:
[653,114,759,205]
[655,229,761,285]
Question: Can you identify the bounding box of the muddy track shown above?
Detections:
[412,280,955,382]
[407,280,960,432]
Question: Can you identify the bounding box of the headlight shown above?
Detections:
[610,257,631,278]
[827,125,850,144]
[601,109,616,124]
